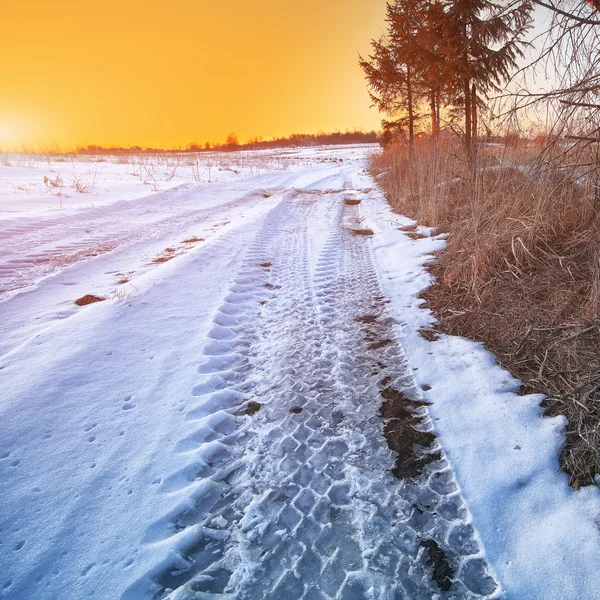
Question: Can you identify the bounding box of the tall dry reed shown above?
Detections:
[372,140,600,487]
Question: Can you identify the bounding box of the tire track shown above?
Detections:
[0,185,281,298]
[125,187,501,599]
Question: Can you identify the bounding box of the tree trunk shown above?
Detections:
[407,63,415,150]
[464,77,472,155]
[471,83,478,151]
[435,90,441,138]
[430,89,437,140]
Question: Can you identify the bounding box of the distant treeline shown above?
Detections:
[76,130,380,155]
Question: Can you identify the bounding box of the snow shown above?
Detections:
[1,144,599,599]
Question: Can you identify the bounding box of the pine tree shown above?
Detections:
[441,0,532,154]
[360,1,431,148]
[360,0,532,153]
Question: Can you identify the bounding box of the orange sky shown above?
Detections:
[0,0,387,150]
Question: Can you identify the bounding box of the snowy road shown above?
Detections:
[2,146,600,599]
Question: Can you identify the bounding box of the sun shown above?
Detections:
[0,115,27,150]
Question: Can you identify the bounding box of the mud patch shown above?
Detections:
[182,236,204,243]
[344,198,361,206]
[74,294,106,306]
[264,283,281,290]
[289,406,303,414]
[360,320,391,351]
[245,401,261,416]
[368,338,392,350]
[420,539,455,591]
[355,314,378,324]
[379,385,438,479]
[355,294,440,479]
[260,262,272,268]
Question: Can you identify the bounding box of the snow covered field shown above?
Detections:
[1,145,600,599]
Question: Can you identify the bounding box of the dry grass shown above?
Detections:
[371,141,600,487]
[350,228,374,237]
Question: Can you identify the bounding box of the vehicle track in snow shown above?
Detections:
[0,183,283,298]
[126,185,501,600]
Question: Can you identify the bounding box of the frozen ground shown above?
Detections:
[1,145,600,599]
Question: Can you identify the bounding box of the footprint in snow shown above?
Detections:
[122,395,136,410]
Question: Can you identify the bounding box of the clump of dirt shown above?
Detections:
[182,236,204,243]
[350,228,374,237]
[406,232,427,240]
[245,401,261,416]
[379,385,439,479]
[118,278,129,285]
[344,198,361,206]
[260,262,272,268]
[264,283,281,290]
[420,539,455,591]
[74,294,106,306]
[289,406,303,414]
[164,247,176,253]
[262,193,271,198]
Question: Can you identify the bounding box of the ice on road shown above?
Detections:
[1,146,600,599]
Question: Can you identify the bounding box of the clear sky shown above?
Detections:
[0,0,388,150]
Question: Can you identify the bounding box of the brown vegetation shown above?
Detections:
[371,141,600,487]
[350,228,374,237]
[74,294,106,306]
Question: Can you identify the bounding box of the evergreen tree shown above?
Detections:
[443,0,532,154]
[360,0,532,153]
[360,0,430,148]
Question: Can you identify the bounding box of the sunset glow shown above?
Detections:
[1,0,386,149]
